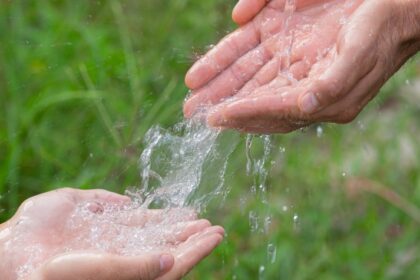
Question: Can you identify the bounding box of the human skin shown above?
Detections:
[184,0,420,133]
[0,188,224,280]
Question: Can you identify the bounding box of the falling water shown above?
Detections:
[244,135,276,280]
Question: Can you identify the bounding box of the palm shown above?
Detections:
[1,189,223,280]
[184,0,368,133]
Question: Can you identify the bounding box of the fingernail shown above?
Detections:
[159,254,174,272]
[300,92,319,113]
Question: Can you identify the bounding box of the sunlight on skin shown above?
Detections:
[184,0,420,133]
[0,188,224,280]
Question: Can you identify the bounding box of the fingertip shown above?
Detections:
[183,95,198,119]
[232,0,266,25]
[195,219,212,229]
[183,93,210,119]
[232,6,247,26]
[185,62,209,90]
[207,110,226,128]
[206,232,225,248]
[210,225,225,236]
[183,103,193,119]
[185,70,199,90]
[159,254,174,273]
[298,92,320,114]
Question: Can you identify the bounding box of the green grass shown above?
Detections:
[0,1,419,279]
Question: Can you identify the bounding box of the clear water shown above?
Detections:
[11,119,240,279]
[133,119,240,212]
[244,135,278,279]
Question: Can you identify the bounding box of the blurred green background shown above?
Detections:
[1,0,419,279]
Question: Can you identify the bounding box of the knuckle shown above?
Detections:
[230,62,249,84]
[136,260,158,280]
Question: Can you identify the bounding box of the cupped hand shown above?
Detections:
[0,188,224,280]
[184,0,420,133]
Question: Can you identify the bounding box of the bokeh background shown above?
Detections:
[1,1,419,279]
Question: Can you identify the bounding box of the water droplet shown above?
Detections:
[282,205,289,212]
[264,215,272,233]
[249,211,259,232]
[293,213,300,232]
[267,243,277,264]
[357,121,366,131]
[316,126,323,138]
[259,265,266,279]
[245,134,254,175]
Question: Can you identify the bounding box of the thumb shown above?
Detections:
[35,252,174,280]
[127,253,174,280]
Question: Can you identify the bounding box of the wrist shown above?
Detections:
[392,0,420,49]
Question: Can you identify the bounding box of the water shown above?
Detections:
[8,121,282,279]
[267,243,277,264]
[8,119,241,279]
[136,120,220,209]
[10,202,201,279]
[317,126,324,138]
[244,135,277,279]
[279,0,297,82]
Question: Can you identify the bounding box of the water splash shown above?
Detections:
[136,120,220,208]
[134,119,239,211]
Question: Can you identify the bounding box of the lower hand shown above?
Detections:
[0,188,224,280]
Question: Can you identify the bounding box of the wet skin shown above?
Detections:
[184,0,420,133]
[0,188,224,280]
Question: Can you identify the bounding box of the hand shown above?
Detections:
[0,188,224,280]
[184,0,420,133]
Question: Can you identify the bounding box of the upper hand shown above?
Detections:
[184,0,420,133]
[0,188,224,280]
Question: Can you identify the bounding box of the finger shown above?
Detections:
[237,56,310,98]
[232,0,268,25]
[184,45,272,117]
[185,23,260,90]
[119,208,197,227]
[163,219,212,244]
[158,226,224,280]
[207,87,301,130]
[232,0,334,26]
[36,252,174,280]
[236,57,281,97]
